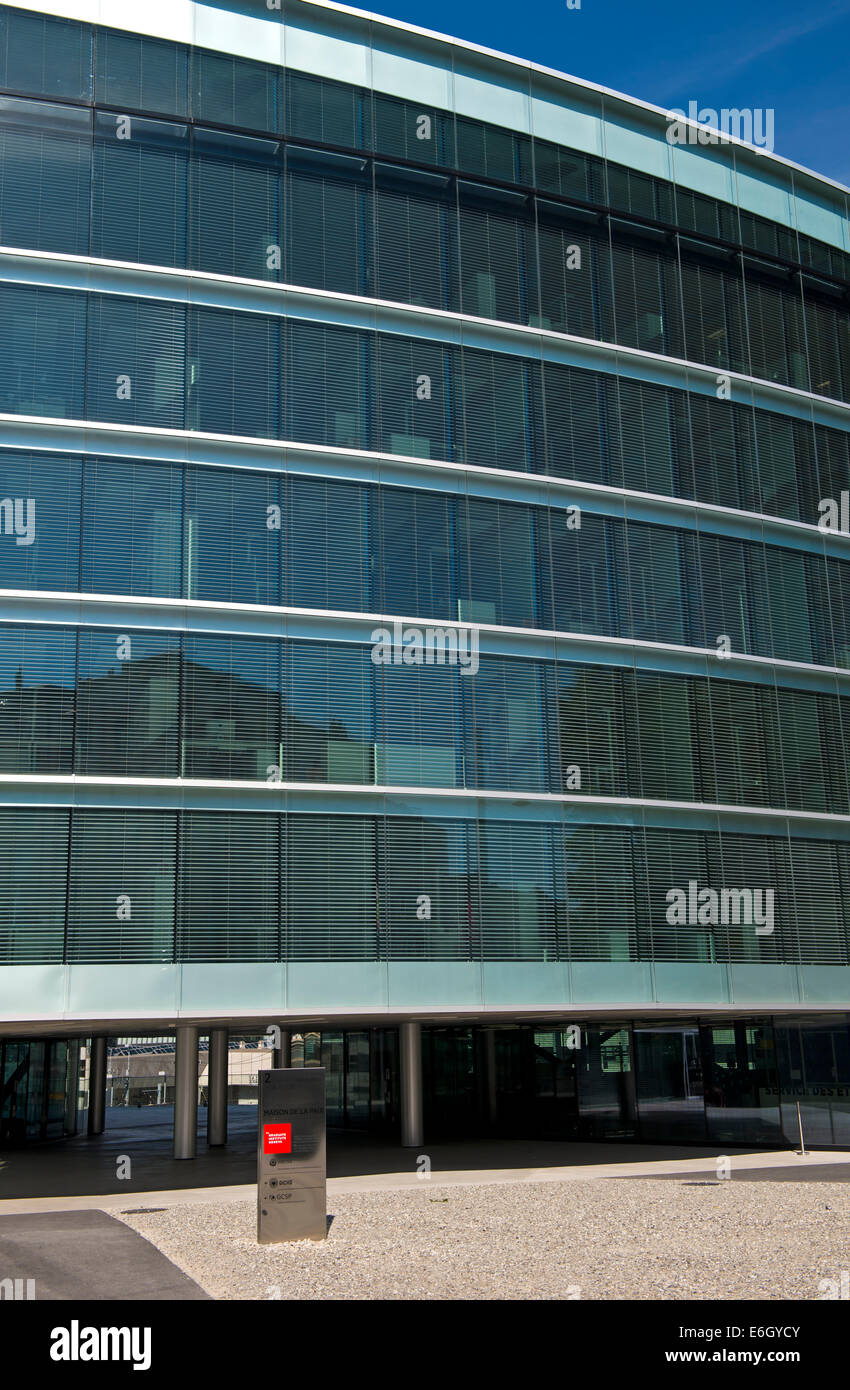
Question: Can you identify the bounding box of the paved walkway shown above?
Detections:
[0,1209,209,1299]
[1,1124,847,1214]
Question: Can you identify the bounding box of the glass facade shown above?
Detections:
[0,1038,80,1143]
[0,0,848,1145]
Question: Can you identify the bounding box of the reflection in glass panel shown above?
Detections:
[774,1017,850,1147]
[577,1027,635,1138]
[76,629,180,776]
[0,625,75,772]
[321,1031,344,1126]
[182,636,279,781]
[82,457,183,599]
[634,1026,706,1141]
[702,1023,782,1144]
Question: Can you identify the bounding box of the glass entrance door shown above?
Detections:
[634,1026,707,1141]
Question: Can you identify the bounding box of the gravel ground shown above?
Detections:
[118,1178,850,1300]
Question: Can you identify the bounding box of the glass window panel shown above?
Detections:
[182,635,280,781]
[184,466,280,605]
[0,99,91,256]
[0,625,75,772]
[286,641,372,784]
[0,450,81,591]
[92,113,188,268]
[76,629,180,777]
[81,456,183,598]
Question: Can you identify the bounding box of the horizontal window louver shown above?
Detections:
[182,635,280,781]
[623,519,687,645]
[0,450,81,592]
[376,660,460,788]
[188,305,281,438]
[464,655,548,792]
[286,320,372,450]
[458,199,528,325]
[535,223,596,337]
[0,284,87,419]
[543,362,606,485]
[541,509,614,636]
[86,294,186,429]
[2,808,850,966]
[0,100,90,256]
[710,831,790,965]
[286,640,371,785]
[374,184,455,312]
[459,347,535,472]
[67,810,176,963]
[0,272,848,514]
[190,130,282,282]
[91,113,188,268]
[628,670,698,802]
[610,239,683,358]
[0,807,69,964]
[557,662,628,797]
[0,623,75,773]
[285,70,363,151]
[94,28,189,118]
[478,821,561,961]
[459,497,537,628]
[455,117,520,184]
[286,168,370,297]
[563,824,636,962]
[286,814,377,961]
[376,335,449,462]
[379,816,473,960]
[285,475,371,613]
[0,8,92,102]
[191,48,280,133]
[697,533,767,656]
[184,464,280,606]
[371,92,453,168]
[611,376,677,496]
[80,456,183,598]
[379,485,455,620]
[764,545,813,664]
[679,256,748,375]
[177,811,278,961]
[640,827,715,963]
[790,838,848,965]
[76,628,180,777]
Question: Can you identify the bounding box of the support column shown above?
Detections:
[207,1027,228,1147]
[484,1029,498,1126]
[173,1026,199,1160]
[87,1036,107,1136]
[400,1020,424,1148]
[274,1028,291,1069]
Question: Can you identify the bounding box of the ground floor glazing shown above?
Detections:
[1,1016,848,1149]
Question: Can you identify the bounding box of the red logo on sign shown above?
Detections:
[263,1123,292,1154]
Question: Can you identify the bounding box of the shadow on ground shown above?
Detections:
[0,1104,784,1200]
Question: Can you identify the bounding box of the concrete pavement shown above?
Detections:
[0,1209,210,1299]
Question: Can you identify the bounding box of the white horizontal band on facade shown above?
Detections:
[2,244,849,434]
[0,411,847,558]
[0,1001,846,1034]
[2,769,850,832]
[1,586,848,695]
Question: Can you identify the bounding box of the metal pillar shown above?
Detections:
[207,1027,228,1147]
[484,1029,498,1126]
[87,1036,108,1136]
[274,1028,291,1069]
[400,1020,424,1148]
[173,1026,199,1160]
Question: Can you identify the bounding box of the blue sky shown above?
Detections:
[365,0,850,187]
